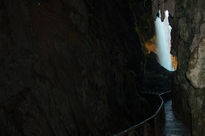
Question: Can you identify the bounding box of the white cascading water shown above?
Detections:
[155,10,174,71]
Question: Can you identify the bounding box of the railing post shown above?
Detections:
[128,130,135,136]
[143,123,149,136]
[154,117,159,136]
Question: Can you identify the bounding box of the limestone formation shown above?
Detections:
[186,37,205,89]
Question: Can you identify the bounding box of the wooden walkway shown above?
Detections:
[164,100,191,136]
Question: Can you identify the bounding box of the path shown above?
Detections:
[164,100,191,136]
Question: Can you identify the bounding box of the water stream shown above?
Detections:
[155,10,174,71]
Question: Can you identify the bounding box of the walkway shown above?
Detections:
[164,100,191,136]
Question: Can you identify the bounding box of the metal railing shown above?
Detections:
[114,91,171,136]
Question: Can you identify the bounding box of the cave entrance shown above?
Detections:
[145,10,177,71]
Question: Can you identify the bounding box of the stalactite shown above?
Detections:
[159,0,165,21]
[152,0,159,20]
[152,0,165,21]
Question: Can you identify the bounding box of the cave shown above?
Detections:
[0,0,205,136]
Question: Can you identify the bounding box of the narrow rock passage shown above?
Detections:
[164,100,191,136]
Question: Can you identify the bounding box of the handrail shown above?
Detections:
[114,90,171,136]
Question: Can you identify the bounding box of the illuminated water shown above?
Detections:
[155,10,174,71]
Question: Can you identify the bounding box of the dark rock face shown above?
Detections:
[170,0,205,135]
[0,0,153,135]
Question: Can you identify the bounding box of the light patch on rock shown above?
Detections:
[186,37,205,88]
[179,18,189,41]
[197,97,203,109]
[191,34,200,53]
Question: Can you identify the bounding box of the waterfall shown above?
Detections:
[155,10,174,71]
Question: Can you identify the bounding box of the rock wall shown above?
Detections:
[0,0,154,135]
[170,0,205,135]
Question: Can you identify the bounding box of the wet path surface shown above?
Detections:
[164,100,191,136]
